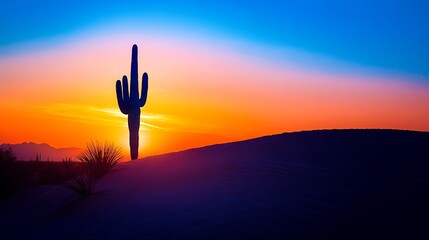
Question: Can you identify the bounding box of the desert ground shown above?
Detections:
[1,129,428,239]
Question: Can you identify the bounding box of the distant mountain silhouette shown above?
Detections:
[0,142,81,161]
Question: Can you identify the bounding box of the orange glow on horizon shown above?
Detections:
[1,30,429,158]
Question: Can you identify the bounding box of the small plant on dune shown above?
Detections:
[77,141,123,179]
[62,173,95,197]
[63,141,122,197]
[0,148,16,164]
[34,153,42,162]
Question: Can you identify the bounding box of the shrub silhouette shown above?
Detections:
[63,141,122,197]
[1,149,85,198]
[34,153,41,162]
[77,141,123,179]
[116,44,148,160]
[0,147,16,164]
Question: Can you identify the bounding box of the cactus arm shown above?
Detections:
[130,44,139,100]
[116,80,129,114]
[139,72,148,107]
[122,75,130,103]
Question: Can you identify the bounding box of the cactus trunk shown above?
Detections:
[128,108,140,160]
[115,44,148,160]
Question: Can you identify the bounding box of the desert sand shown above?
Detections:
[1,129,428,239]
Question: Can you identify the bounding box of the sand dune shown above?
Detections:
[1,129,428,239]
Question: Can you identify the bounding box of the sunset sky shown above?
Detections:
[1,1,429,157]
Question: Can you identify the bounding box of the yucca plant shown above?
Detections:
[63,141,122,197]
[77,141,123,179]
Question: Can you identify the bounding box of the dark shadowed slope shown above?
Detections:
[1,129,428,239]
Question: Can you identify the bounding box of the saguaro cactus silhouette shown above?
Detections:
[115,44,148,160]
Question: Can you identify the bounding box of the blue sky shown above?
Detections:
[1,0,428,79]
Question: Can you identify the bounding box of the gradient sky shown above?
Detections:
[1,1,429,157]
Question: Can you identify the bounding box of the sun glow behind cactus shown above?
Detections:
[1,26,429,157]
